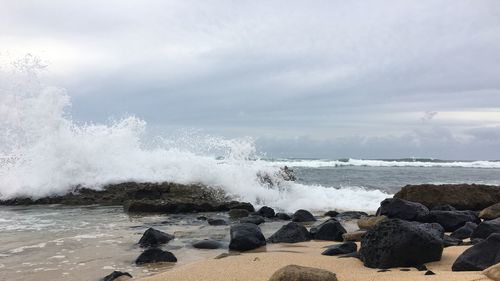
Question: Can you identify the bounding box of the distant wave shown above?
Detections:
[267,158,500,169]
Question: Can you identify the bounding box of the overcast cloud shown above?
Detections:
[1,0,500,159]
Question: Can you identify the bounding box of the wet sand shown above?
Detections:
[140,241,486,281]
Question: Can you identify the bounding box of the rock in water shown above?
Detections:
[275,213,292,220]
[192,239,223,249]
[100,271,132,281]
[322,242,357,256]
[240,215,265,225]
[324,210,339,217]
[359,219,444,268]
[268,264,338,281]
[257,206,276,218]
[135,248,177,264]
[483,263,500,281]
[310,219,346,241]
[267,222,311,243]
[420,210,480,232]
[227,202,255,212]
[378,198,429,221]
[480,203,500,220]
[229,208,250,219]
[292,209,316,222]
[451,222,478,240]
[207,218,228,226]
[452,233,500,271]
[358,216,387,230]
[336,211,368,220]
[394,184,500,210]
[229,223,266,251]
[138,228,174,248]
[471,218,500,239]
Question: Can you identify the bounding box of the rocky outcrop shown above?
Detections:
[138,228,174,247]
[394,184,500,210]
[268,222,311,243]
[135,248,177,264]
[229,223,266,251]
[359,219,444,268]
[471,218,500,239]
[291,209,316,222]
[378,198,429,221]
[310,219,346,241]
[480,203,500,220]
[268,265,338,281]
[452,233,500,271]
[321,242,357,256]
[421,210,480,232]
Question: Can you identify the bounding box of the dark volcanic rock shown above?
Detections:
[275,213,291,220]
[452,233,500,271]
[420,210,480,232]
[228,223,266,251]
[324,210,339,217]
[100,271,132,281]
[256,206,275,218]
[321,242,357,256]
[450,222,478,240]
[227,202,255,212]
[378,198,429,221]
[336,211,368,220]
[267,222,311,243]
[138,228,174,248]
[471,217,500,239]
[228,208,250,219]
[292,209,316,222]
[359,219,444,268]
[192,239,223,249]
[443,234,463,247]
[240,215,265,225]
[394,184,500,210]
[310,219,346,241]
[432,204,457,211]
[207,218,228,226]
[135,248,177,264]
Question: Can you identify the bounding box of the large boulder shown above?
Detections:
[471,218,500,239]
[452,233,500,271]
[292,209,316,222]
[310,219,346,241]
[359,219,444,268]
[257,206,276,218]
[135,248,177,264]
[138,228,174,248]
[268,222,311,243]
[480,203,500,220]
[322,242,357,256]
[450,222,478,240]
[394,184,500,211]
[420,210,480,232]
[229,223,266,251]
[268,264,338,281]
[378,198,429,221]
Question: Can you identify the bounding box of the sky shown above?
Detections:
[1,0,500,159]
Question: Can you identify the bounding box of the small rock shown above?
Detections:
[415,264,428,271]
[268,222,311,243]
[228,202,255,212]
[480,203,500,220]
[450,222,478,240]
[207,218,228,226]
[342,231,366,242]
[471,218,500,239]
[135,248,177,265]
[400,268,411,271]
[138,228,174,248]
[257,206,275,218]
[378,198,429,221]
[321,242,357,256]
[310,219,346,241]
[357,216,387,230]
[196,216,207,221]
[443,234,463,247]
[336,211,368,220]
[240,215,265,225]
[425,270,436,275]
[100,271,132,281]
[229,208,250,219]
[377,269,390,272]
[452,233,500,271]
[268,264,338,281]
[292,209,316,222]
[324,210,339,217]
[483,263,500,281]
[229,223,266,251]
[192,239,223,249]
[275,213,291,220]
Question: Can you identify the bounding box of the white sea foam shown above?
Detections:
[0,56,389,212]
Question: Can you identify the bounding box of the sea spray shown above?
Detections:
[0,56,388,211]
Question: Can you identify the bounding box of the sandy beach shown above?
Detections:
[139,241,486,281]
